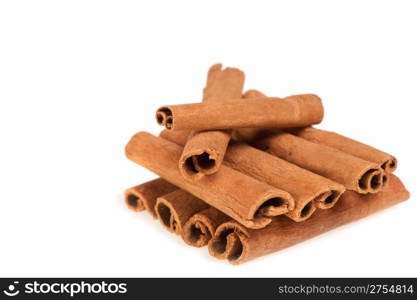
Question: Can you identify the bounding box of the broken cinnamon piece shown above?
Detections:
[157,94,324,131]
[208,175,409,264]
[252,131,386,194]
[161,129,345,221]
[181,207,231,247]
[124,178,177,217]
[289,126,397,173]
[155,189,209,235]
[125,132,294,229]
[177,64,244,180]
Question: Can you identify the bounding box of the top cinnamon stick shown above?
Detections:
[178,64,244,180]
[156,95,324,131]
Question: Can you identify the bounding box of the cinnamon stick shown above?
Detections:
[231,89,268,141]
[155,189,209,234]
[178,64,244,180]
[289,126,397,173]
[208,174,409,264]
[157,94,324,131]
[125,132,294,229]
[252,131,387,194]
[124,178,177,217]
[225,142,345,219]
[202,64,246,101]
[161,129,345,222]
[182,207,231,247]
[179,130,232,179]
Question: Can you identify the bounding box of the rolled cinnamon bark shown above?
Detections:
[208,174,409,264]
[161,129,345,222]
[156,108,171,127]
[289,127,397,173]
[155,189,209,235]
[182,207,231,247]
[124,178,177,217]
[157,94,324,131]
[125,132,294,229]
[252,131,387,194]
[232,89,268,142]
[180,130,231,180]
[202,63,246,102]
[178,64,244,180]
[225,142,345,220]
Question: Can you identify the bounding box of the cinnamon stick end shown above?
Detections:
[179,149,220,180]
[382,157,397,174]
[124,190,145,212]
[315,189,345,210]
[155,198,181,235]
[156,107,174,129]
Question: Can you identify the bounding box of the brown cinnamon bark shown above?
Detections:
[157,94,324,131]
[161,129,345,222]
[202,64,246,101]
[156,108,171,127]
[232,89,268,142]
[178,64,244,180]
[125,132,294,229]
[252,131,386,194]
[155,189,210,234]
[225,142,345,220]
[289,127,397,173]
[208,175,409,264]
[179,130,231,180]
[182,207,231,247]
[124,178,177,217]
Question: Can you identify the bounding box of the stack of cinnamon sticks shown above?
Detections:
[124,64,409,264]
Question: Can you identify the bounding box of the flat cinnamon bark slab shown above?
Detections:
[161,129,345,222]
[208,175,409,265]
[155,189,209,235]
[124,178,177,217]
[178,64,245,180]
[182,207,231,247]
[125,132,293,229]
[288,126,397,173]
[252,131,386,194]
[157,95,324,131]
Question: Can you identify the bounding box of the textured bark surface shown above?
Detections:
[224,142,345,221]
[253,131,386,194]
[202,64,245,102]
[182,207,231,247]
[232,89,268,141]
[124,178,177,217]
[289,126,397,173]
[158,95,323,131]
[179,130,231,180]
[178,64,245,180]
[126,132,293,229]
[208,175,409,264]
[161,129,345,222]
[155,189,209,234]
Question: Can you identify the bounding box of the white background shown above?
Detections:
[0,0,416,277]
